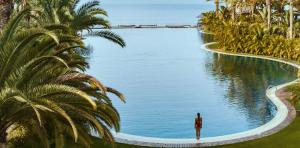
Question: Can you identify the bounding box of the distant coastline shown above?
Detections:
[93,24,198,29]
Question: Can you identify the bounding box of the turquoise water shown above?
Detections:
[84,1,298,138]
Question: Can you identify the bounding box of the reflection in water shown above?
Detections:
[200,32,214,44]
[86,29,298,138]
[204,40,298,126]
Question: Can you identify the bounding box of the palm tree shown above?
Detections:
[0,0,13,29]
[266,0,271,30]
[289,0,294,38]
[207,0,221,17]
[0,0,125,48]
[230,0,237,21]
[28,0,126,47]
[0,8,124,147]
[216,0,220,17]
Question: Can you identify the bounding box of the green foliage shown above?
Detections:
[200,11,300,62]
[0,1,127,147]
[12,0,126,48]
[295,101,300,111]
[286,83,300,107]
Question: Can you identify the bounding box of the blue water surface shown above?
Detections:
[84,1,297,138]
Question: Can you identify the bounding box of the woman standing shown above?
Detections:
[195,113,203,141]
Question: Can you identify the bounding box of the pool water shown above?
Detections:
[84,1,298,138]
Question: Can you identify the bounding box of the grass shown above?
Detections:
[206,42,219,49]
[92,115,300,148]
[213,115,300,148]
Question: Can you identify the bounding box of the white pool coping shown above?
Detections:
[110,41,299,147]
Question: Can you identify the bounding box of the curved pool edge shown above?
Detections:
[110,42,298,147]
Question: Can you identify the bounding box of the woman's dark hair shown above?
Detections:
[197,113,200,118]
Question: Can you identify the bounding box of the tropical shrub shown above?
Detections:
[0,7,124,148]
[200,12,300,62]
[286,82,300,111]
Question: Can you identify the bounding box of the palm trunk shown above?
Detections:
[289,0,294,39]
[251,3,256,18]
[0,0,13,29]
[278,5,283,26]
[266,0,271,31]
[215,0,219,17]
[231,4,236,21]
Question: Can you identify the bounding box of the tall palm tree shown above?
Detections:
[249,0,257,17]
[0,0,13,29]
[216,0,220,17]
[30,0,126,47]
[1,0,125,48]
[266,0,271,30]
[207,0,221,17]
[230,0,237,21]
[0,8,124,148]
[289,0,294,38]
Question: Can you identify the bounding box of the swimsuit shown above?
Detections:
[195,118,202,129]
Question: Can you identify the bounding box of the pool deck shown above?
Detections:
[111,41,298,147]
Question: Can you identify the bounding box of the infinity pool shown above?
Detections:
[85,29,297,138]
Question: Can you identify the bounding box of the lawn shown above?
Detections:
[92,115,300,148]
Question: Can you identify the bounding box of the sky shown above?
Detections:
[78,0,216,25]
